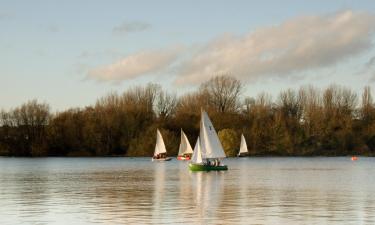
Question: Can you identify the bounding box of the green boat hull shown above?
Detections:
[189,163,228,171]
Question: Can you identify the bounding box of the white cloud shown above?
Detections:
[87,47,183,82]
[113,21,151,35]
[175,10,375,85]
[87,10,375,85]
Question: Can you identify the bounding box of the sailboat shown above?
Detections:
[152,129,171,161]
[191,137,203,164]
[237,134,248,157]
[189,111,228,171]
[177,129,194,160]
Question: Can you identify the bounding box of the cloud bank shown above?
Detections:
[88,10,375,85]
[88,47,182,82]
[175,10,375,85]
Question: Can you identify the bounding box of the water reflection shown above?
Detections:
[152,162,165,222]
[190,171,225,223]
[0,157,375,224]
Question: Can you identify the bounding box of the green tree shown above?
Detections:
[218,128,239,157]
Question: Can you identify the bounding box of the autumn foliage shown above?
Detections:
[1,76,375,157]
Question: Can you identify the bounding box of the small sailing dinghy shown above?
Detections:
[177,129,194,160]
[189,111,228,171]
[237,134,248,157]
[152,129,171,162]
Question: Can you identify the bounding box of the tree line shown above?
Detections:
[1,75,375,157]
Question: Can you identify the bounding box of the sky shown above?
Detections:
[1,0,375,111]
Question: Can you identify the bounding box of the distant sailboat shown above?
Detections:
[177,129,194,160]
[191,137,203,164]
[237,134,248,157]
[189,111,228,171]
[152,129,171,161]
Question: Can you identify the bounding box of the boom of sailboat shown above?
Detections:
[152,110,250,171]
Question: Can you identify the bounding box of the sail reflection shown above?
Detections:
[191,171,225,222]
[152,162,166,222]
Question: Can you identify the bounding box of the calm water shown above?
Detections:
[0,157,374,225]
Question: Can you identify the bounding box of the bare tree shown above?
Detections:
[200,75,243,113]
[242,97,255,115]
[278,89,303,119]
[155,90,177,119]
[95,91,121,110]
[298,86,323,137]
[361,86,373,121]
[176,91,211,115]
[121,83,160,113]
[323,85,357,118]
[6,100,51,156]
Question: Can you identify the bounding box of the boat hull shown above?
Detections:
[189,163,228,171]
[152,157,172,162]
[177,156,191,160]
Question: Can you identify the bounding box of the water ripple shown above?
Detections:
[0,157,375,224]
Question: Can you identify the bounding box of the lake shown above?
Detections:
[0,157,374,224]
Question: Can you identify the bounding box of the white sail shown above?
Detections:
[199,111,226,159]
[154,129,167,156]
[191,137,203,164]
[178,129,194,156]
[238,134,248,155]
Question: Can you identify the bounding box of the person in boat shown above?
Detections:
[183,153,191,160]
[209,159,220,167]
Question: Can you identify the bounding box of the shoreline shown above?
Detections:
[0,154,373,158]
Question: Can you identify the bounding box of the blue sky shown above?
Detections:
[1,0,375,111]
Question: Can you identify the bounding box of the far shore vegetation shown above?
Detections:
[1,75,375,157]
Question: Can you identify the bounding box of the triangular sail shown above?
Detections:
[178,129,194,156]
[238,134,248,155]
[191,137,203,164]
[199,111,226,159]
[154,129,167,156]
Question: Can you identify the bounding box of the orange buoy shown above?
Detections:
[351,156,358,161]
